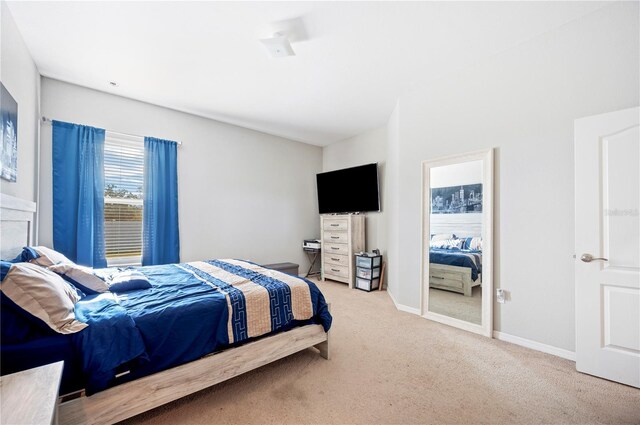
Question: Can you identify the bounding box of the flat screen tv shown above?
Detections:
[316,163,380,214]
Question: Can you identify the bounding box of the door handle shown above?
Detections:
[580,253,608,263]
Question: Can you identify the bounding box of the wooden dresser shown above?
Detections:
[320,214,365,288]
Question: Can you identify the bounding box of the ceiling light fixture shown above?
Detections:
[260,33,295,58]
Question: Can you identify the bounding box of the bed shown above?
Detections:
[428,233,482,296]
[0,194,332,425]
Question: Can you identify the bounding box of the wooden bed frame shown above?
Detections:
[59,325,329,424]
[0,194,330,425]
[429,263,480,297]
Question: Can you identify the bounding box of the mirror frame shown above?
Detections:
[420,148,494,337]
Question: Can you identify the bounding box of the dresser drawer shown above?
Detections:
[324,232,348,244]
[324,263,349,278]
[325,253,349,266]
[323,218,348,231]
[323,273,349,284]
[323,243,349,255]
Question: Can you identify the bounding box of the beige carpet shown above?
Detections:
[429,285,482,324]
[124,279,640,425]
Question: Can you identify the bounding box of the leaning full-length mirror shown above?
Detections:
[422,149,493,336]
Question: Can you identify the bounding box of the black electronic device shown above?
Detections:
[316,163,380,214]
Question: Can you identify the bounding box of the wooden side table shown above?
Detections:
[1,361,63,425]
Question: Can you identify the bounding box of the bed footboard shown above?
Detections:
[429,263,480,296]
[58,324,329,425]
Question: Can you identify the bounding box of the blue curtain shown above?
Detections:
[52,121,107,267]
[142,137,180,265]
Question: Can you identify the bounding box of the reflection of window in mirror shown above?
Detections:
[428,160,483,325]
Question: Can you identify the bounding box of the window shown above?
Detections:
[104,132,144,266]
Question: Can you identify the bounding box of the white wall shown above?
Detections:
[0,1,40,209]
[386,102,400,296]
[430,160,482,188]
[39,78,323,269]
[390,2,639,351]
[322,125,387,256]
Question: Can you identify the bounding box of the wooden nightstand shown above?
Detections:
[1,361,63,425]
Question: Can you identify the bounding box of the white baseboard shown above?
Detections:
[493,331,576,361]
[387,290,421,315]
[385,288,575,362]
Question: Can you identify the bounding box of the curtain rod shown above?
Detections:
[40,116,182,146]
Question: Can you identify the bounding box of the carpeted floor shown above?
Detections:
[429,285,482,324]
[124,279,640,425]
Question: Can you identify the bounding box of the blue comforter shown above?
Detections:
[429,249,482,281]
[70,260,332,394]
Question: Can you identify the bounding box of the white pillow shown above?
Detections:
[430,238,463,249]
[29,246,73,267]
[48,263,109,293]
[1,262,87,334]
[431,233,453,241]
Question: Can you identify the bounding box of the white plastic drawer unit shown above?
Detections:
[355,255,381,269]
[356,267,380,279]
[356,277,380,292]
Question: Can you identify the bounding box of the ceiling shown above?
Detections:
[7,1,607,146]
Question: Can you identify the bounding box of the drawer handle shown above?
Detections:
[330,247,339,250]
[331,268,340,272]
[331,257,340,261]
[331,236,339,239]
[330,223,339,227]
[432,276,445,279]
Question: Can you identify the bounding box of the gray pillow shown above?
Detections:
[1,262,87,334]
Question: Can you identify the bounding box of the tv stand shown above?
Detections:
[320,214,365,288]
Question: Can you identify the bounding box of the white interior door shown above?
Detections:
[575,107,640,388]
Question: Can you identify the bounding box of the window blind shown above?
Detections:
[104,132,144,266]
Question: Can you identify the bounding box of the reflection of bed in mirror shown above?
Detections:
[428,212,482,297]
[429,250,481,296]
